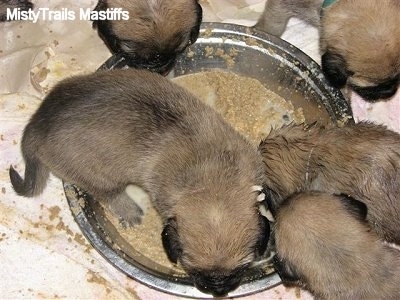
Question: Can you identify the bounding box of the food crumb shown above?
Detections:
[48,206,60,221]
[105,203,185,273]
[295,287,301,298]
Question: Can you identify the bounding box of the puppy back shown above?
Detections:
[275,191,400,298]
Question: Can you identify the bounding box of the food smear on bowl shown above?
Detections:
[101,70,304,273]
[173,70,305,143]
[103,197,185,273]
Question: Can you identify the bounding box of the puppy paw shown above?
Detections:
[108,191,144,228]
[118,214,143,229]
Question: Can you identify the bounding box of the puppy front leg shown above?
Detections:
[100,189,144,228]
[273,254,304,286]
[254,0,292,36]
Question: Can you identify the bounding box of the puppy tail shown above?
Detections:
[9,156,49,197]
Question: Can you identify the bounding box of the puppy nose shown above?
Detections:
[194,283,232,297]
[351,75,399,102]
[196,280,241,297]
[150,58,176,76]
[211,287,230,297]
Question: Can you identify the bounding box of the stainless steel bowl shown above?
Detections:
[64,22,353,299]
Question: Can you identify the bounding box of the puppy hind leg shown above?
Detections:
[103,189,144,228]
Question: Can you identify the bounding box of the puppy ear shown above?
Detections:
[92,0,107,29]
[161,218,182,264]
[189,1,203,44]
[255,215,270,256]
[338,194,368,221]
[321,50,352,88]
[273,254,303,285]
[92,0,121,54]
[263,187,280,217]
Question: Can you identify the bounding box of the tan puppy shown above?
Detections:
[0,0,33,21]
[255,0,400,101]
[258,122,400,243]
[320,0,400,101]
[9,68,269,297]
[92,0,202,74]
[274,192,400,300]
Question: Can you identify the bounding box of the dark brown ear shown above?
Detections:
[92,0,121,54]
[255,215,270,256]
[263,187,280,217]
[273,254,303,285]
[189,0,203,44]
[161,218,182,264]
[350,75,399,102]
[92,0,107,29]
[338,194,368,221]
[321,50,352,88]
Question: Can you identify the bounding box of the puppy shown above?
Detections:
[273,191,400,300]
[0,0,33,22]
[9,68,269,296]
[92,0,202,74]
[320,0,400,102]
[255,0,400,102]
[258,122,400,243]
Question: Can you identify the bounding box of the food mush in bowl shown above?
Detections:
[64,22,353,298]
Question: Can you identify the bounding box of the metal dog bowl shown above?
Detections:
[64,22,353,298]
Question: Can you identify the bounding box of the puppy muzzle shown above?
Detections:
[192,271,243,297]
[350,75,399,102]
[124,54,177,76]
[97,53,176,76]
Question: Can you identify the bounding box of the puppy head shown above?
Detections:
[257,123,323,210]
[93,0,202,74]
[273,192,374,297]
[320,0,400,101]
[162,192,270,296]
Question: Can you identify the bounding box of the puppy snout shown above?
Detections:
[210,286,235,297]
[351,76,399,102]
[193,273,242,296]
[194,281,240,297]
[124,53,176,75]
[147,56,176,76]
